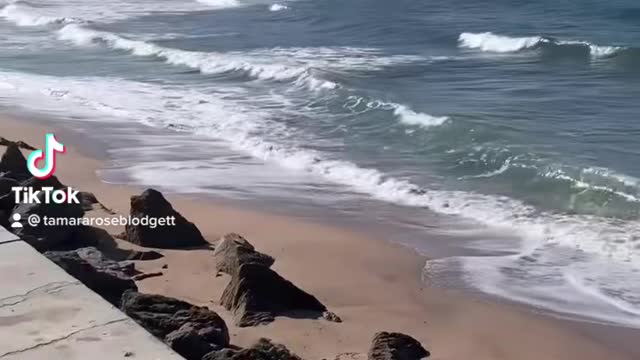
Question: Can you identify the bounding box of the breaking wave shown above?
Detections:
[269,4,288,11]
[0,3,82,27]
[458,32,628,59]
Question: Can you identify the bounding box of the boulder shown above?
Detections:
[11,191,85,251]
[165,323,224,360]
[214,233,274,275]
[368,332,430,360]
[45,247,137,306]
[0,175,66,214]
[124,189,206,248]
[202,338,302,360]
[221,263,329,327]
[127,250,164,261]
[0,143,29,176]
[121,291,229,359]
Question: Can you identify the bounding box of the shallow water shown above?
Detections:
[0,0,639,328]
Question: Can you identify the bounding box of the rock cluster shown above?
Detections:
[1,139,431,360]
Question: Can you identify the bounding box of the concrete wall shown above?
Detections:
[0,229,184,360]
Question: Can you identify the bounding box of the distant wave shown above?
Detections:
[458,32,627,59]
[269,4,288,11]
[57,24,429,91]
[196,0,240,7]
[0,4,82,27]
[57,24,337,91]
[343,96,449,129]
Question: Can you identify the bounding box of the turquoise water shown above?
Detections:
[0,0,639,327]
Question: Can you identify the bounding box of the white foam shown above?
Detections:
[392,104,448,128]
[458,32,544,53]
[269,3,288,11]
[196,0,240,8]
[1,70,639,327]
[0,4,81,27]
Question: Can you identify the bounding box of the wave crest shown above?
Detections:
[0,4,82,27]
[458,31,626,58]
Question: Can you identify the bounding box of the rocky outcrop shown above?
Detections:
[45,247,137,306]
[121,291,229,360]
[221,263,330,327]
[11,191,85,251]
[0,143,29,176]
[214,233,274,275]
[202,338,302,360]
[368,332,429,360]
[123,189,206,248]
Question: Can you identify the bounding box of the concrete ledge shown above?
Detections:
[0,227,19,244]
[0,234,185,360]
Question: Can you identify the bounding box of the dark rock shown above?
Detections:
[0,137,36,151]
[221,263,328,327]
[45,247,137,306]
[0,177,18,215]
[124,189,206,248]
[368,332,429,360]
[322,311,342,323]
[20,175,65,191]
[165,323,224,360]
[127,250,164,261]
[121,291,229,360]
[213,233,274,275]
[162,264,168,269]
[132,272,163,281]
[0,143,28,176]
[11,191,85,252]
[202,338,302,360]
[78,191,99,211]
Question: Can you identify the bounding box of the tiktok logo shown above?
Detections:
[26,133,65,179]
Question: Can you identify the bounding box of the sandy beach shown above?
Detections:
[2,114,639,359]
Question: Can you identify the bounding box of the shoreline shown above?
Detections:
[2,114,639,359]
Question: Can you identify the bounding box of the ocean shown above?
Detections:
[0,0,639,328]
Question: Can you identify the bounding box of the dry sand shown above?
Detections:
[2,115,639,360]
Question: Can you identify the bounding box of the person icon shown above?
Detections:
[11,213,23,228]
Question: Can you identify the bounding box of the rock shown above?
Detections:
[124,189,206,248]
[121,291,229,359]
[45,247,137,306]
[20,175,65,191]
[127,250,164,261]
[132,272,163,281]
[368,332,429,360]
[0,176,18,215]
[202,338,302,360]
[0,143,28,176]
[11,191,85,251]
[322,311,342,323]
[0,137,36,150]
[213,233,274,275]
[165,323,224,360]
[221,263,328,327]
[78,191,99,211]
[162,264,168,269]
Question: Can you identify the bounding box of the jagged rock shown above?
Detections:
[78,191,99,211]
[45,247,137,306]
[0,176,18,215]
[20,175,65,191]
[124,189,206,248]
[121,291,229,360]
[202,338,302,360]
[127,250,164,261]
[0,143,28,176]
[165,323,224,360]
[322,311,342,323]
[214,233,274,275]
[0,137,36,150]
[368,332,430,360]
[221,263,328,327]
[11,191,85,251]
